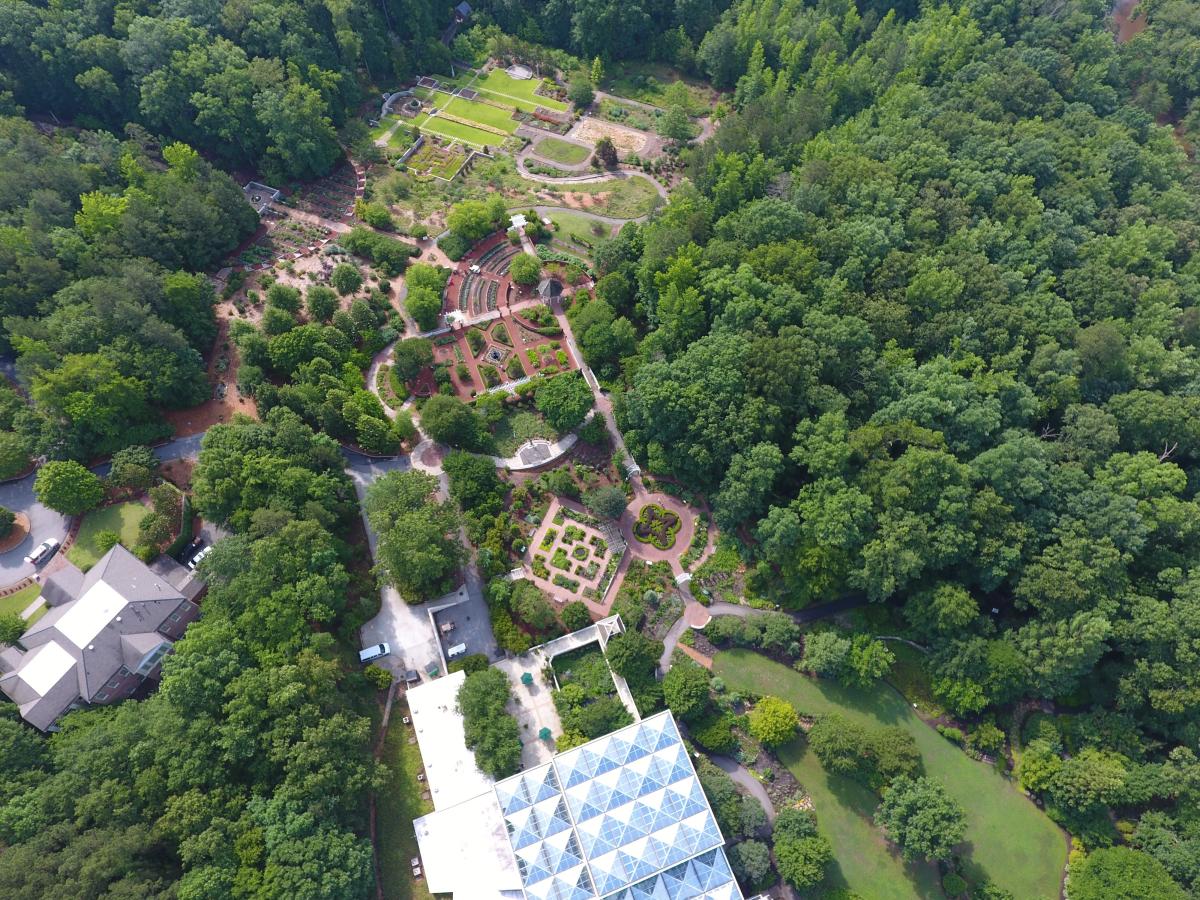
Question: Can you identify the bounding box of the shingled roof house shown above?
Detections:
[0,545,201,731]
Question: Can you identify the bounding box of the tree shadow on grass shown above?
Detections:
[778,739,943,899]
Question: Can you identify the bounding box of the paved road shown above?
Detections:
[0,474,68,584]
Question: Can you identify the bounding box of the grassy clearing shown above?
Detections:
[533,137,590,165]
[0,582,43,619]
[378,705,434,900]
[67,501,145,570]
[602,62,717,114]
[549,210,613,247]
[714,650,1066,900]
[491,408,558,458]
[887,643,947,719]
[542,175,662,219]
[370,116,401,140]
[443,96,519,134]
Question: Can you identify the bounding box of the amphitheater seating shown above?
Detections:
[458,274,473,310]
[486,280,499,310]
[477,243,505,266]
[487,246,520,274]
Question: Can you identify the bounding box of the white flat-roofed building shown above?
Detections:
[406,668,497,810]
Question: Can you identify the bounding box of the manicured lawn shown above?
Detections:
[0,581,43,619]
[412,113,497,150]
[67,501,145,570]
[533,137,590,165]
[490,408,558,458]
[473,69,568,112]
[378,706,435,900]
[443,96,519,134]
[714,650,1066,900]
[549,211,613,248]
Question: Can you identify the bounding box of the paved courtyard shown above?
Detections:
[495,655,562,768]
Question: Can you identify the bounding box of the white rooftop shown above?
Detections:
[20,640,75,696]
[414,790,523,897]
[57,581,127,648]
[510,213,528,228]
[406,669,497,809]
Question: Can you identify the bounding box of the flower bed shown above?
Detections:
[632,503,682,550]
[540,528,558,550]
[553,573,580,592]
[572,544,589,560]
[551,548,571,570]
[532,555,550,578]
[563,524,585,543]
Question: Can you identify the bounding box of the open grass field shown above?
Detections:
[0,581,43,619]
[542,175,662,219]
[67,501,145,570]
[411,112,496,150]
[714,650,1067,900]
[443,96,518,133]
[533,137,590,165]
[548,210,613,247]
[378,702,435,900]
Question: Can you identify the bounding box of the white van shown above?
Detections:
[447,642,467,659]
[359,642,391,663]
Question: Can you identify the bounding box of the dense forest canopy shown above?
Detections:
[579,0,1200,860]
[0,119,256,461]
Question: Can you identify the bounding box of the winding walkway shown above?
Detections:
[710,755,777,823]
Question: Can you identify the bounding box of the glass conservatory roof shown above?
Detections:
[494,712,741,900]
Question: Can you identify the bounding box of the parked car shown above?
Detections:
[177,538,203,564]
[359,642,391,663]
[447,642,467,659]
[186,545,213,570]
[24,538,60,566]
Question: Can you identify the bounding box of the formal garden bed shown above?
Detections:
[524,498,615,600]
[632,502,681,550]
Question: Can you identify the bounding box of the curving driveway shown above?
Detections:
[0,475,68,585]
[0,432,209,589]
